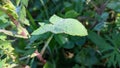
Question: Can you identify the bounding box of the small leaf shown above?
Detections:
[16,0,21,6]
[0,34,7,41]
[65,10,79,18]
[63,41,74,49]
[71,36,86,46]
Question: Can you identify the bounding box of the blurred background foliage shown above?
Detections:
[0,0,120,68]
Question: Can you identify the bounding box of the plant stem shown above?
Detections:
[19,55,30,61]
[40,34,54,56]
[19,34,54,62]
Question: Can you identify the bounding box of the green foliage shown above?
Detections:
[0,0,18,19]
[43,62,55,68]
[65,10,79,18]
[0,0,120,68]
[107,1,120,12]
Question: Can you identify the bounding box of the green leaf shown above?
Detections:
[87,31,113,52]
[0,40,14,53]
[0,60,4,68]
[21,0,28,7]
[0,34,7,41]
[0,14,10,28]
[16,0,21,6]
[19,6,26,20]
[73,64,82,68]
[54,34,68,45]
[63,41,74,49]
[32,15,88,36]
[19,6,30,26]
[71,36,86,46]
[65,10,79,18]
[43,62,55,68]
[75,47,99,66]
[107,2,120,12]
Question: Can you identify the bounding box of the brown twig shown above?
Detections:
[90,0,111,29]
[35,50,46,64]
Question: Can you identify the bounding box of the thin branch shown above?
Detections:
[19,55,31,61]
[35,50,46,64]
[40,34,54,56]
[19,50,46,64]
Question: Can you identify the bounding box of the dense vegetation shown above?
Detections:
[0,0,120,68]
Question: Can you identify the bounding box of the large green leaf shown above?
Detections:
[32,15,88,36]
